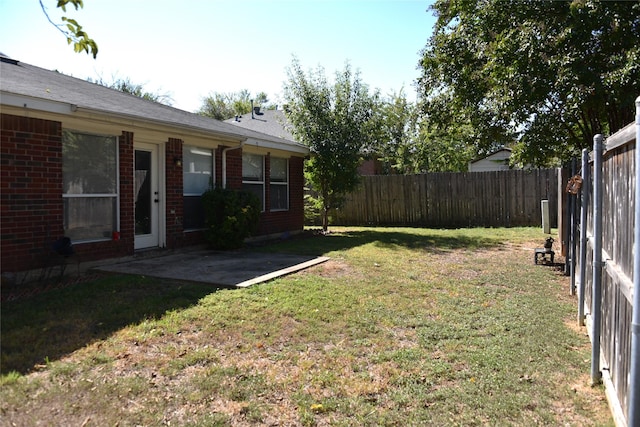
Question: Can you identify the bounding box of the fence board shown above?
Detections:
[333,169,558,228]
[577,122,636,426]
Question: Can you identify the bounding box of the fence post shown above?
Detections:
[578,149,589,327]
[628,95,640,427]
[591,134,604,385]
[570,157,578,293]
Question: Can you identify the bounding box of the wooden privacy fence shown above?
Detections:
[573,115,638,427]
[333,169,558,228]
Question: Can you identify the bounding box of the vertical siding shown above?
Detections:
[577,124,635,425]
[333,169,558,228]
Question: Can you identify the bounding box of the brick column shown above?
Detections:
[166,138,184,248]
[0,114,63,273]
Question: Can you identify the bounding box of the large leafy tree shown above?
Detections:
[199,90,271,120]
[374,90,419,174]
[284,58,380,231]
[89,76,174,105]
[417,118,475,172]
[371,90,474,173]
[40,0,98,58]
[419,0,640,167]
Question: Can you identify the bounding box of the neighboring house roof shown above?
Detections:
[0,56,308,155]
[224,108,296,142]
[468,148,512,172]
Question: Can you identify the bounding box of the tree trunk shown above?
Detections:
[322,207,329,232]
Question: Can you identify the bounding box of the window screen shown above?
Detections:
[62,130,118,241]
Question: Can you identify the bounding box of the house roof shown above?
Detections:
[224,109,296,142]
[469,148,512,164]
[0,56,308,155]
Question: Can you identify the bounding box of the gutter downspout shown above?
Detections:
[570,157,578,293]
[578,148,589,327]
[628,96,640,426]
[591,133,604,385]
[222,141,245,189]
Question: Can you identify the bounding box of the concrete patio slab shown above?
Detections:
[95,250,329,288]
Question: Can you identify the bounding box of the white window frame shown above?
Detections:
[242,152,265,212]
[269,157,289,211]
[182,145,215,230]
[62,130,120,242]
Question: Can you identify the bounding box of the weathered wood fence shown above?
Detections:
[333,169,558,228]
[573,118,637,427]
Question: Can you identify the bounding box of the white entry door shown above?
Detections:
[134,143,161,249]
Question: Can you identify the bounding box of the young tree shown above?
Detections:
[284,58,380,231]
[40,0,98,58]
[419,0,640,167]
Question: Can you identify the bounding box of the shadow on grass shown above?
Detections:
[2,228,504,376]
[258,227,505,256]
[1,275,220,375]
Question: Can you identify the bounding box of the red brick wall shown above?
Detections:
[358,159,383,175]
[215,146,223,187]
[1,114,64,272]
[256,155,305,235]
[225,148,242,190]
[1,112,306,274]
[0,115,139,272]
[288,155,305,230]
[166,138,184,248]
[118,131,135,254]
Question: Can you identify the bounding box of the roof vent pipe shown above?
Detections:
[251,99,254,119]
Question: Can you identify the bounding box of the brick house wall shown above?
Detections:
[1,114,64,272]
[225,148,243,190]
[0,115,137,272]
[257,155,305,235]
[166,137,184,248]
[1,113,306,276]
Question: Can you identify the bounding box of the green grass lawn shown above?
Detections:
[1,227,613,426]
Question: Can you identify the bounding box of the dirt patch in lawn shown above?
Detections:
[0,228,613,426]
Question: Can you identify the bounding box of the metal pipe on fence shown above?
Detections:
[570,158,578,294]
[591,133,604,385]
[628,95,640,426]
[578,149,589,327]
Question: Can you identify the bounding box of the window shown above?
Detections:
[183,146,214,229]
[242,152,264,211]
[270,157,289,211]
[62,130,118,241]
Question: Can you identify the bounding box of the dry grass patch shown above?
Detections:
[1,227,614,426]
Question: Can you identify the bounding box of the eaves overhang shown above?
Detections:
[1,91,75,115]
[1,90,309,156]
[244,137,309,155]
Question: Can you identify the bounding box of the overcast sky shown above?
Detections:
[1,0,436,112]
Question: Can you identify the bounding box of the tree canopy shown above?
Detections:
[89,76,173,105]
[198,90,271,120]
[372,90,419,174]
[418,0,640,167]
[284,58,380,231]
[40,0,98,58]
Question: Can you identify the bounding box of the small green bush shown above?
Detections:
[201,187,261,250]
